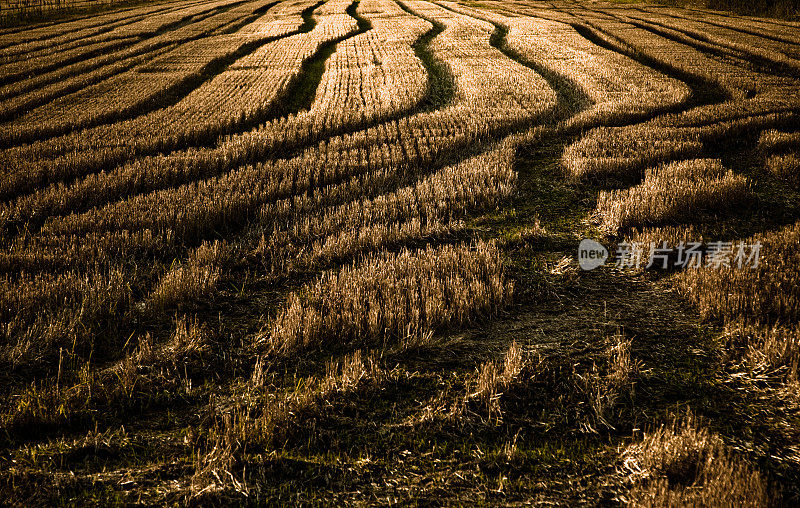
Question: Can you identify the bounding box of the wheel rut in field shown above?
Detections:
[0,1,253,87]
[396,2,454,112]
[258,9,451,161]
[0,3,226,66]
[567,1,799,91]
[564,6,800,126]
[0,3,279,122]
[9,1,438,213]
[225,0,457,158]
[0,38,136,88]
[10,0,511,271]
[620,16,800,81]
[567,18,730,109]
[488,23,590,125]
[0,1,380,227]
[7,1,775,243]
[216,0,284,34]
[0,0,217,59]
[3,0,375,152]
[270,1,372,117]
[427,2,589,122]
[0,1,188,50]
[680,4,800,30]
[0,1,322,149]
[28,0,741,236]
[18,0,433,165]
[635,6,800,49]
[238,0,459,161]
[432,1,684,131]
[396,1,561,140]
[200,0,384,155]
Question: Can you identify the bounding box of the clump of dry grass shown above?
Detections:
[254,140,517,274]
[144,240,231,315]
[677,221,800,323]
[469,341,526,416]
[562,126,703,182]
[595,159,750,232]
[411,341,536,427]
[765,153,800,188]
[573,363,620,434]
[422,329,642,434]
[624,225,703,267]
[1,265,132,373]
[563,111,798,183]
[261,240,513,355]
[622,414,772,506]
[723,321,800,381]
[758,129,800,153]
[136,314,213,373]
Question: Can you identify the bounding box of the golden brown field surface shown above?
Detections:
[1,0,800,504]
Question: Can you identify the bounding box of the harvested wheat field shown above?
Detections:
[1,0,800,504]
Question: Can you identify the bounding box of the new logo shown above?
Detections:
[578,239,608,271]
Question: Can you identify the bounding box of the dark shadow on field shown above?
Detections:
[256,128,800,502]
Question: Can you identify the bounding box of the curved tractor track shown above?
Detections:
[1,0,800,505]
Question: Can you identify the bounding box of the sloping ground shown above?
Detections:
[0,0,799,504]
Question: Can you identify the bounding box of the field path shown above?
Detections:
[1,1,800,504]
